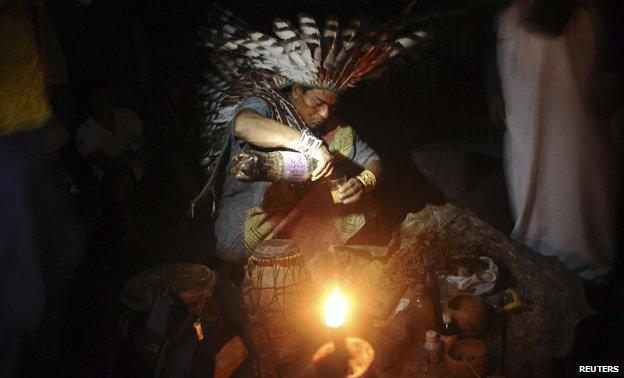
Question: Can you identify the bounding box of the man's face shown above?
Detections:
[290,86,339,129]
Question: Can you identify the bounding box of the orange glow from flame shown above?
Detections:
[323,287,349,328]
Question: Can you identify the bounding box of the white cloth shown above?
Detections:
[446,256,499,296]
[497,2,616,280]
[76,108,144,180]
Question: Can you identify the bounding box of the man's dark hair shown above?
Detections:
[283,84,313,94]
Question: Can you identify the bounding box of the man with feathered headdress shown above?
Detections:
[195,4,425,267]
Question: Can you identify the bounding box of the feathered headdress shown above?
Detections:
[191,2,427,214]
[199,2,426,92]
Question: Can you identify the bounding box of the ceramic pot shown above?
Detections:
[444,294,487,338]
[445,339,487,377]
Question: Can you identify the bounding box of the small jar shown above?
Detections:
[424,330,442,364]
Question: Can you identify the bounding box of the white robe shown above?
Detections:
[497,2,616,279]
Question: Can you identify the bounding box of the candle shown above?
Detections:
[323,287,349,329]
[312,285,374,377]
[323,287,349,355]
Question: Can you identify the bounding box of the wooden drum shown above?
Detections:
[243,239,312,366]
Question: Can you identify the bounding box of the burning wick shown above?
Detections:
[314,286,374,377]
[323,286,349,361]
[324,287,348,329]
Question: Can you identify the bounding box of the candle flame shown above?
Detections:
[323,287,348,328]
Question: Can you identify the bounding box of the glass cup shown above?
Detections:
[329,173,347,204]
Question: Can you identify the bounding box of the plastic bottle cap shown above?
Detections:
[425,330,437,341]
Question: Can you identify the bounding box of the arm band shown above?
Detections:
[356,169,377,192]
[294,129,323,157]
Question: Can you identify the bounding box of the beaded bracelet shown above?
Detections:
[280,151,310,182]
[294,129,323,157]
[356,169,377,192]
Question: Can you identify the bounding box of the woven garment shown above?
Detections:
[243,123,378,260]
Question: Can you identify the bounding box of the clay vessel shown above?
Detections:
[445,339,487,377]
[444,294,487,338]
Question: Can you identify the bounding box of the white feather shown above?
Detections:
[250,32,264,41]
[222,41,238,51]
[222,24,237,35]
[301,25,318,36]
[289,52,306,68]
[276,30,297,40]
[313,46,321,65]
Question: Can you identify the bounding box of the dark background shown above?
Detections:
[35,0,624,376]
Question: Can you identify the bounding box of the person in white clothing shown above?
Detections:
[489,0,618,281]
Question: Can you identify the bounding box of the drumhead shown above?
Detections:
[120,263,218,312]
[251,239,301,260]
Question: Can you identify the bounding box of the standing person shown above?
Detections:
[194,8,426,269]
[0,1,84,376]
[76,88,148,241]
[490,0,617,281]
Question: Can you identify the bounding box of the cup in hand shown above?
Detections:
[329,173,347,204]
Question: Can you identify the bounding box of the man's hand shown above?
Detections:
[338,178,364,204]
[310,146,334,181]
[231,150,261,181]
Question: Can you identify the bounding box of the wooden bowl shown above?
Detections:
[445,339,487,377]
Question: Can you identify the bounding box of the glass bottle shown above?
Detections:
[423,261,441,329]
[409,284,436,343]
[440,311,460,349]
[424,330,442,364]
